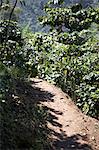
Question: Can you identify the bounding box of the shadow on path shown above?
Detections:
[52,133,92,150]
[1,79,93,150]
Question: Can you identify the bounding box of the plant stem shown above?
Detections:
[4,0,18,47]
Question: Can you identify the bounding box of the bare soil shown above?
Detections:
[29,78,99,150]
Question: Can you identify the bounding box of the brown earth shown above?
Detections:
[13,77,99,150]
[28,78,99,150]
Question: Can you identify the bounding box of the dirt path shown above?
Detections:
[30,78,99,150]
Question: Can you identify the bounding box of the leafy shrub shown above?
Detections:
[26,23,99,118]
[27,1,98,118]
[39,2,99,32]
[0,2,49,149]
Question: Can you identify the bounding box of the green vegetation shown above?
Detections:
[0,1,50,149]
[20,0,99,31]
[0,0,99,149]
[25,1,99,118]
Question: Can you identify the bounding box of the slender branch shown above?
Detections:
[4,0,18,47]
[8,0,18,23]
[0,0,3,7]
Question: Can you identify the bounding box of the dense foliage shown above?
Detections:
[39,2,99,32]
[0,1,50,149]
[25,1,99,118]
[20,0,99,31]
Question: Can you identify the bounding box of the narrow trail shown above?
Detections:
[30,78,99,150]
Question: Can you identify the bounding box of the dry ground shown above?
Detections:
[29,78,99,150]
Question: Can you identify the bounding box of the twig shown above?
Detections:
[0,0,3,7]
[4,0,18,48]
